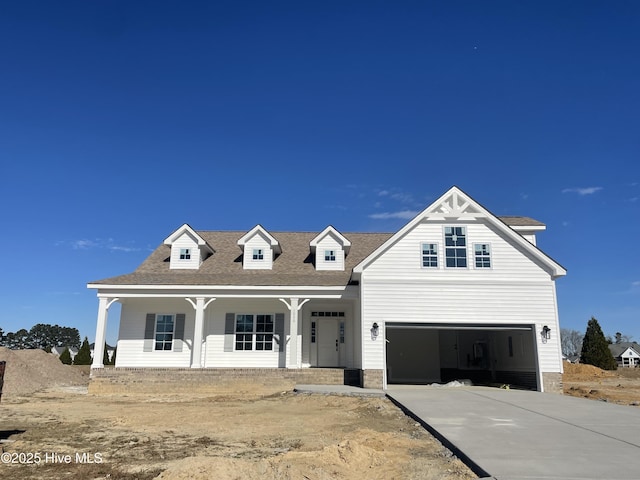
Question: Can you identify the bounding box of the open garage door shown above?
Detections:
[385,324,539,391]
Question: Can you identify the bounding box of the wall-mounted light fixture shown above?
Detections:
[371,322,379,339]
[542,325,551,340]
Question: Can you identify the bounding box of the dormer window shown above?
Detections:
[310,226,351,271]
[237,225,281,270]
[163,224,214,270]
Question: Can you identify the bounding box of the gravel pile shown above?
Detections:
[0,347,89,398]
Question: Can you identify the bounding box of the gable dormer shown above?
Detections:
[163,224,214,270]
[310,226,351,271]
[237,225,281,270]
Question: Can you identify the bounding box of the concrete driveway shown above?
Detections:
[387,386,640,480]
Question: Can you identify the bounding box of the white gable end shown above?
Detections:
[237,225,281,270]
[242,232,274,269]
[315,235,345,271]
[354,186,565,279]
[354,186,566,379]
[163,224,213,270]
[362,219,553,281]
[169,232,201,270]
[310,226,351,271]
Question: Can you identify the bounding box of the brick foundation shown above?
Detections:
[89,367,348,395]
[542,372,563,394]
[362,369,384,389]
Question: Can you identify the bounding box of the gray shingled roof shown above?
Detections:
[609,342,640,358]
[90,231,394,287]
[498,216,545,227]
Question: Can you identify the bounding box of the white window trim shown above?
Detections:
[252,248,264,260]
[234,313,275,351]
[154,314,175,351]
[473,242,492,269]
[420,242,439,269]
[179,248,191,260]
[443,226,468,269]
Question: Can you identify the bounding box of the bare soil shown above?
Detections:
[563,362,640,406]
[0,349,475,480]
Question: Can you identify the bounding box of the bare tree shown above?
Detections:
[561,328,583,357]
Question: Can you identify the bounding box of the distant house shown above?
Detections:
[609,342,640,368]
[88,186,566,392]
[562,354,580,364]
[89,343,115,362]
[51,346,79,360]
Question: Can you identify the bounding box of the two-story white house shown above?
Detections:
[88,186,566,392]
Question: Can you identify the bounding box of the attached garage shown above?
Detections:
[385,324,539,390]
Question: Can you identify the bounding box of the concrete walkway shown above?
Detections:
[387,386,640,480]
[294,384,385,397]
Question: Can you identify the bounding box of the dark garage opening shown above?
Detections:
[386,324,539,391]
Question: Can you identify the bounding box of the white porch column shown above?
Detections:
[186,297,215,368]
[91,297,119,369]
[279,298,310,368]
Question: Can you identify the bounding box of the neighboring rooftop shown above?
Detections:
[609,342,640,357]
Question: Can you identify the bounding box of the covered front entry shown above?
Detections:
[317,318,340,366]
[385,324,539,390]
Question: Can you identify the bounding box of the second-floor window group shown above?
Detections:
[422,227,491,269]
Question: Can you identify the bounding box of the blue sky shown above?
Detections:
[1,1,638,345]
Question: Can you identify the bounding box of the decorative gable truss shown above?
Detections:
[164,224,214,270]
[424,187,485,220]
[353,186,566,280]
[310,226,352,271]
[237,225,282,270]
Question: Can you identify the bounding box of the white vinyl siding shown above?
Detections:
[169,232,201,270]
[360,219,561,374]
[363,220,553,282]
[242,234,274,269]
[361,279,561,372]
[315,235,345,271]
[116,299,194,367]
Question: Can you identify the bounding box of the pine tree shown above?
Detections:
[59,347,72,365]
[580,317,617,370]
[73,337,92,365]
[103,343,110,366]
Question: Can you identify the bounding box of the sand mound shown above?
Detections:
[156,438,400,480]
[0,347,89,397]
[563,362,615,380]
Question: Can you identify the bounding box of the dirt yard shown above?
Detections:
[0,349,475,480]
[563,362,640,406]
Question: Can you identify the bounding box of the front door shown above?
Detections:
[317,318,339,366]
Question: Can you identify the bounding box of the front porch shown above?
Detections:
[88,367,363,395]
